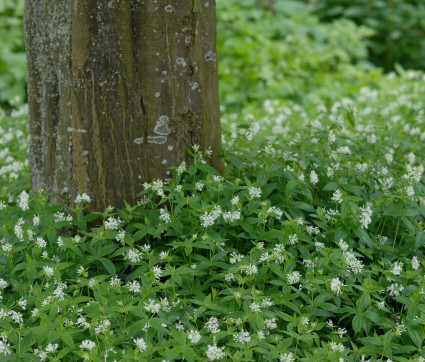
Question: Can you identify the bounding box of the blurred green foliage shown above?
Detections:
[305,0,425,71]
[0,0,26,107]
[216,0,374,111]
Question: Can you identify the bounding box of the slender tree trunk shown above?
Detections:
[25,0,221,211]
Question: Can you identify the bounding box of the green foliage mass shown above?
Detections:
[1,1,425,361]
[0,0,26,108]
[305,0,425,72]
[216,0,374,111]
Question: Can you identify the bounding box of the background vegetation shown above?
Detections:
[1,0,425,361]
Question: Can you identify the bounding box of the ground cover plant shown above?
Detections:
[1,1,425,361]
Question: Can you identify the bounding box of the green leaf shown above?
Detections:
[352,315,362,333]
[128,320,146,338]
[407,328,421,349]
[19,332,34,354]
[100,258,116,276]
[62,334,74,348]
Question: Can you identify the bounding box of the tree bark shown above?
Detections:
[25,0,221,211]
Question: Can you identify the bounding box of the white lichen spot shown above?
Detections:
[138,175,142,179]
[204,51,217,62]
[168,145,173,151]
[176,58,187,67]
[154,116,171,136]
[205,2,210,7]
[147,136,167,144]
[162,159,167,164]
[155,92,160,97]
[185,36,192,44]
[134,138,144,144]
[165,5,173,12]
[191,82,198,90]
[162,70,167,75]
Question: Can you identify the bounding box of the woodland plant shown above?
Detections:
[1,70,425,360]
[1,1,425,361]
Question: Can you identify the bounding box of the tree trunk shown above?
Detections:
[25,0,221,211]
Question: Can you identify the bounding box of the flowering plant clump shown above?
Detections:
[1,76,425,361]
[1,1,425,360]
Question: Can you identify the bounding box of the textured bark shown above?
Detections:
[25,0,221,211]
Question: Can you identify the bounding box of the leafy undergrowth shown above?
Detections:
[1,72,425,361]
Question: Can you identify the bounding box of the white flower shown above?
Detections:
[359,203,373,229]
[338,240,349,251]
[80,339,96,351]
[33,215,40,226]
[331,189,343,203]
[104,216,121,230]
[250,302,261,313]
[36,237,47,248]
[248,186,262,200]
[75,193,91,204]
[330,341,345,352]
[337,328,347,338]
[126,249,142,263]
[115,230,125,242]
[159,208,171,223]
[376,301,385,310]
[18,298,27,310]
[243,122,260,141]
[0,279,8,289]
[387,283,404,297]
[288,234,298,245]
[261,298,273,308]
[18,191,29,211]
[391,261,403,276]
[240,263,258,276]
[330,277,344,296]
[177,162,187,175]
[310,170,319,185]
[224,273,235,282]
[144,299,161,314]
[45,343,59,353]
[206,343,225,361]
[195,182,204,191]
[412,256,420,270]
[109,276,121,288]
[200,212,216,227]
[95,319,111,334]
[287,271,301,284]
[337,146,351,155]
[133,337,147,352]
[328,130,336,144]
[406,185,415,196]
[188,329,201,344]
[265,318,277,330]
[279,352,295,362]
[205,317,220,334]
[233,329,250,344]
[152,266,163,280]
[43,266,54,278]
[126,280,141,293]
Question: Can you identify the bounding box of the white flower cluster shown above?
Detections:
[104,216,122,230]
[206,343,226,361]
[247,186,262,200]
[75,193,91,204]
[18,190,29,211]
[242,121,260,141]
[159,208,171,223]
[222,210,241,222]
[330,277,344,296]
[200,205,222,227]
[359,203,373,229]
[233,329,251,345]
